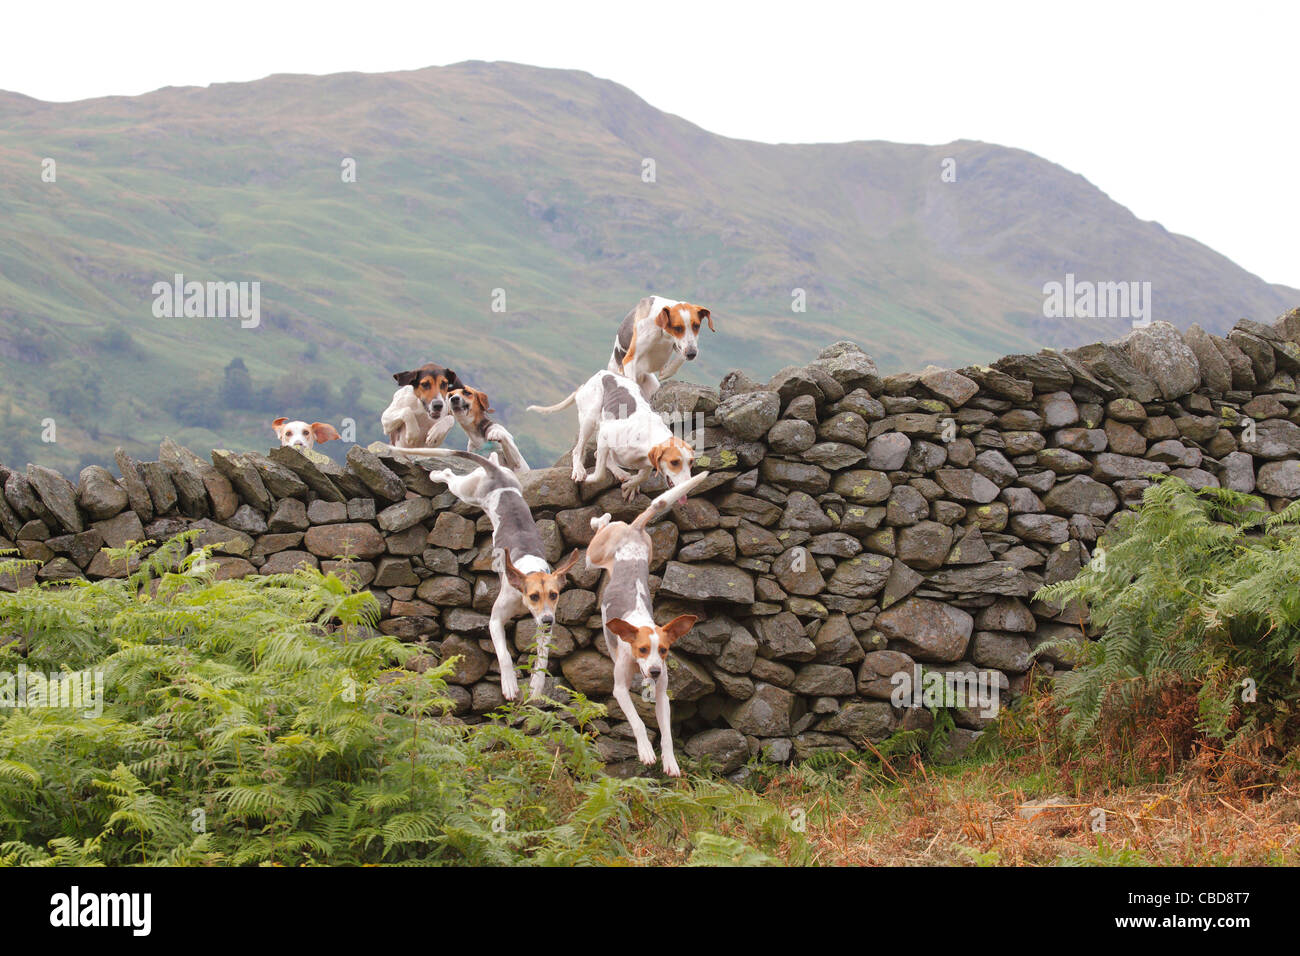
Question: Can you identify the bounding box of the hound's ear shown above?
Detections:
[647,442,665,471]
[474,389,494,414]
[272,418,289,437]
[700,307,714,332]
[655,306,673,329]
[553,548,581,579]
[502,549,527,591]
[311,422,341,443]
[445,369,463,391]
[659,614,698,648]
[394,370,418,387]
[606,618,641,644]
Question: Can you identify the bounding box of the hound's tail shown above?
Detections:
[379,446,503,473]
[526,390,578,415]
[631,471,710,531]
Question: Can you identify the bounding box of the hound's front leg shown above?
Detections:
[653,674,679,777]
[660,352,687,382]
[424,414,456,448]
[637,372,661,401]
[528,623,552,700]
[620,466,652,501]
[571,413,597,482]
[612,659,655,765]
[488,591,520,701]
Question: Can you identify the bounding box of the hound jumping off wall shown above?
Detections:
[608,295,714,400]
[586,470,709,776]
[386,446,578,701]
[527,369,696,501]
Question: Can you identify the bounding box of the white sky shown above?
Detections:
[4,0,1296,288]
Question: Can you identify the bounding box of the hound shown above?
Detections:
[272,418,341,452]
[586,470,710,776]
[608,296,714,400]
[381,363,463,448]
[386,446,578,701]
[447,386,531,472]
[528,370,696,500]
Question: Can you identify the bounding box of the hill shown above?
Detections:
[0,60,1294,472]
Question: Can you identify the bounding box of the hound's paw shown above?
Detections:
[528,671,547,700]
[500,671,520,702]
[620,482,640,502]
[571,463,588,482]
[637,740,657,765]
[590,513,613,533]
[661,754,681,777]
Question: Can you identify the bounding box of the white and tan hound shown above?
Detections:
[447,385,531,473]
[608,295,713,400]
[527,369,695,500]
[388,447,577,701]
[381,363,462,449]
[586,470,709,776]
[272,418,341,452]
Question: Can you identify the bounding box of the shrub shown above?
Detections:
[1034,477,1300,778]
[0,534,791,865]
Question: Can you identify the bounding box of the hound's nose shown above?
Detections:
[431,399,444,412]
[684,348,698,360]
[540,613,554,626]
[648,666,662,680]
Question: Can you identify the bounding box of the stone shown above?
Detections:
[112,449,155,524]
[1039,391,1079,428]
[683,729,749,773]
[716,390,780,440]
[1240,419,1300,459]
[441,634,490,685]
[303,523,386,560]
[976,597,1036,632]
[1220,451,1256,493]
[885,486,929,526]
[918,367,978,407]
[754,612,817,661]
[227,504,269,535]
[772,546,826,595]
[791,663,856,696]
[1119,321,1200,400]
[1043,476,1118,517]
[817,412,868,447]
[875,598,973,662]
[658,562,755,604]
[863,434,915,473]
[76,466,128,520]
[816,701,895,741]
[925,561,1031,596]
[831,469,892,504]
[1008,513,1070,544]
[767,419,816,454]
[759,459,830,494]
[1185,323,1233,393]
[1257,461,1300,498]
[895,521,954,571]
[779,492,834,533]
[26,465,82,533]
[345,446,406,502]
[724,683,796,737]
[210,450,273,512]
[428,512,477,550]
[970,631,1031,672]
[267,497,308,533]
[826,554,892,598]
[934,469,999,504]
[259,550,319,575]
[188,518,254,557]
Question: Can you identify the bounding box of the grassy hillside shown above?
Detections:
[0,61,1294,474]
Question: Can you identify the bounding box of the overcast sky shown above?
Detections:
[4,0,1296,288]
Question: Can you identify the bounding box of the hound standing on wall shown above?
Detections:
[385,446,578,701]
[608,296,714,400]
[585,470,709,776]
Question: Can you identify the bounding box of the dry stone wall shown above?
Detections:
[3,312,1300,774]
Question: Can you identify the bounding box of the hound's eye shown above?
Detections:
[637,646,649,657]
[529,592,540,602]
[692,320,701,330]
[548,591,558,601]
